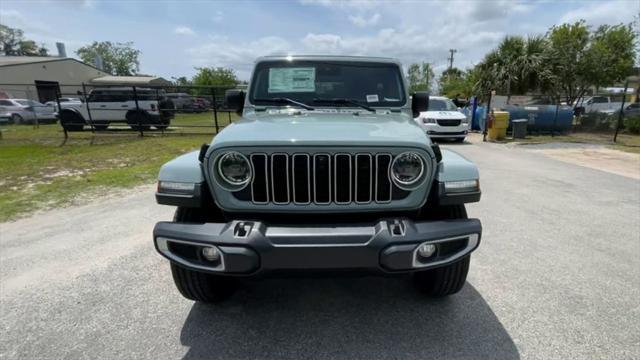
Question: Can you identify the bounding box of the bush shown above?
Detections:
[624,115,640,134]
[579,112,616,131]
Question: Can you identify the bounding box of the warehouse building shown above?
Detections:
[0,56,171,102]
[0,56,108,101]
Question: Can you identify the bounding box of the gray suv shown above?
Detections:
[153,55,482,303]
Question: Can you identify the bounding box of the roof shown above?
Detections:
[0,56,105,72]
[0,56,61,66]
[256,55,402,65]
[89,75,172,86]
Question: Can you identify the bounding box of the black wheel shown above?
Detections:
[170,263,238,303]
[155,118,170,130]
[59,111,85,131]
[126,111,151,131]
[413,204,471,297]
[11,114,23,124]
[169,207,237,303]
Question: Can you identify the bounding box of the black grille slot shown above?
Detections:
[271,154,289,203]
[293,154,310,204]
[314,154,331,204]
[235,152,417,205]
[437,119,461,126]
[376,154,392,202]
[334,154,351,204]
[251,154,268,203]
[355,154,372,203]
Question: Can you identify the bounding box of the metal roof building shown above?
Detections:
[0,56,109,101]
[89,75,172,86]
[0,56,171,102]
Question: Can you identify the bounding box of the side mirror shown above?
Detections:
[225,90,245,115]
[412,92,429,118]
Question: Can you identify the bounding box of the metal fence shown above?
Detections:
[0,82,245,141]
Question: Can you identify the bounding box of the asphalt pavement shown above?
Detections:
[1,138,639,359]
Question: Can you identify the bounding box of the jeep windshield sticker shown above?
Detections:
[366,94,379,103]
[268,68,316,93]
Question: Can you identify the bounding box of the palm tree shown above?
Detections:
[473,35,549,101]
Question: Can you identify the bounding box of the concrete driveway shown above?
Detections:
[1,139,638,359]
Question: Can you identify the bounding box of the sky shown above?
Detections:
[1,0,638,80]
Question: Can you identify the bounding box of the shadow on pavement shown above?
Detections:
[179,276,519,359]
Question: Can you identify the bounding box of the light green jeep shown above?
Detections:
[153,55,482,303]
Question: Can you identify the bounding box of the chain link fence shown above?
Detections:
[0,82,245,142]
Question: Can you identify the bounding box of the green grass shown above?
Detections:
[508,132,640,154]
[0,111,238,221]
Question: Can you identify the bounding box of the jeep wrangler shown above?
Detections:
[58,87,174,131]
[153,55,482,303]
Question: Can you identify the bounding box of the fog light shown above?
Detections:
[201,246,221,262]
[417,243,437,259]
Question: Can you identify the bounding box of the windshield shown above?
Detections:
[249,60,406,108]
[428,98,458,111]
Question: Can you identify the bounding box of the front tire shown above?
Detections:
[11,114,23,124]
[169,207,237,303]
[413,204,471,297]
[59,111,85,131]
[170,263,237,303]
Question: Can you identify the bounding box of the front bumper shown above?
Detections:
[423,123,469,138]
[153,218,481,275]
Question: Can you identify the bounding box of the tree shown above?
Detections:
[472,35,548,101]
[544,21,636,105]
[76,41,141,76]
[439,67,472,98]
[0,24,48,56]
[544,21,593,104]
[407,62,435,93]
[172,76,192,87]
[192,67,238,87]
[585,24,636,91]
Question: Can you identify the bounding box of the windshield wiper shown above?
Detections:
[313,98,375,112]
[253,97,314,110]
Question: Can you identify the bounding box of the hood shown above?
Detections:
[419,110,466,120]
[211,112,430,149]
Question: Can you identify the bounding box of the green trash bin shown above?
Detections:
[512,119,528,139]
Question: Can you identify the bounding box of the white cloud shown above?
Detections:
[174,26,196,36]
[186,35,292,78]
[348,13,380,27]
[560,0,636,27]
[300,0,380,11]
[0,9,53,36]
[212,10,224,23]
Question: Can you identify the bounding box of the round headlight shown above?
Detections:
[391,152,425,189]
[217,151,252,188]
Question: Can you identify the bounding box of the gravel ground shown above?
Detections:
[1,139,639,359]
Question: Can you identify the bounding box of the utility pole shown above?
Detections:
[447,49,457,82]
[447,49,457,71]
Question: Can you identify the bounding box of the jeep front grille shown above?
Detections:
[437,119,461,126]
[242,153,404,205]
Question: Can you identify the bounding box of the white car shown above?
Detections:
[414,96,469,142]
[45,97,82,112]
[58,88,174,131]
[0,98,57,124]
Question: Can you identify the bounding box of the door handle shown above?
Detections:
[99,105,106,108]
[121,105,128,108]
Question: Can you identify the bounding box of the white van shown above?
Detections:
[414,96,469,142]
